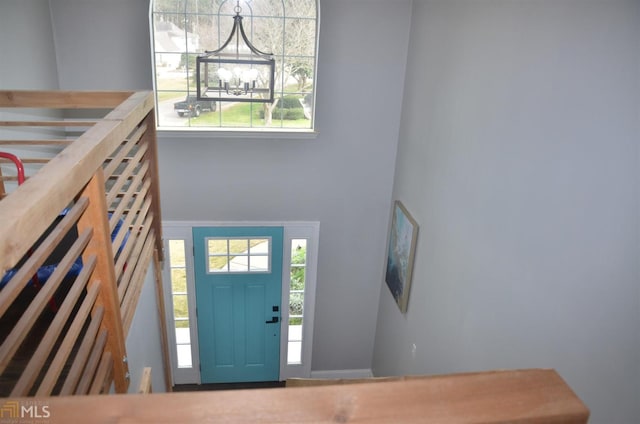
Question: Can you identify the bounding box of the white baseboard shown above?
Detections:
[310,369,373,379]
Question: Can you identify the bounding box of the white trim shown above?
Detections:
[162,220,319,384]
[157,129,319,140]
[279,223,320,380]
[161,226,201,385]
[310,369,374,379]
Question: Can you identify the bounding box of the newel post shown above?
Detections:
[77,169,130,393]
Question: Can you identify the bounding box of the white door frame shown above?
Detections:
[161,220,319,385]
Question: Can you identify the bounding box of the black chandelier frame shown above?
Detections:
[196,4,276,103]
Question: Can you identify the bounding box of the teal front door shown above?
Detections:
[193,226,283,383]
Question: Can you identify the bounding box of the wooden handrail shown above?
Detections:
[0,90,163,397]
[0,120,98,127]
[0,91,154,274]
[0,90,134,108]
[8,369,588,423]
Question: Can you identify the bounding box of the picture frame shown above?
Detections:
[385,200,419,313]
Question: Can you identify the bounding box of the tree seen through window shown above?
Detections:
[151,0,318,130]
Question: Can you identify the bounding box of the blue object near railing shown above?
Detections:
[0,212,129,290]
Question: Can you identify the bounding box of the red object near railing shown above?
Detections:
[0,152,25,185]
[0,151,58,311]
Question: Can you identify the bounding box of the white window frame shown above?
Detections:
[161,220,319,385]
[162,226,201,385]
[148,0,321,139]
[280,223,318,379]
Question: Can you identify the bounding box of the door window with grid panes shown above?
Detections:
[205,238,271,273]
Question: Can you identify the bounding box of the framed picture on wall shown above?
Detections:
[385,200,418,313]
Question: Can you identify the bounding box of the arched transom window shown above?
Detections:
[151,0,318,133]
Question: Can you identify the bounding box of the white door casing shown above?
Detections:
[161,221,319,385]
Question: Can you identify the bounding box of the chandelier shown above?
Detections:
[196,1,276,103]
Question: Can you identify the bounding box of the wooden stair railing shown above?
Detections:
[0,90,163,396]
[3,369,589,423]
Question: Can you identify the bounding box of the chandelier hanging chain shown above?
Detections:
[235,2,240,61]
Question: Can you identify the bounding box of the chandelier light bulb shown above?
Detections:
[217,68,232,82]
[241,68,259,83]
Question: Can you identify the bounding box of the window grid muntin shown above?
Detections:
[206,237,272,274]
[152,0,317,130]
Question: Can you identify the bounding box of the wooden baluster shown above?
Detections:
[138,367,153,394]
[141,111,164,262]
[77,170,129,393]
[153,248,173,392]
[0,166,5,198]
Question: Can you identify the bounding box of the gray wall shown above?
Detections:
[49,0,153,90]
[372,1,640,423]
[126,264,167,393]
[0,0,59,89]
[0,0,61,190]
[47,0,413,373]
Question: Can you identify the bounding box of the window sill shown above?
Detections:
[157,127,319,140]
